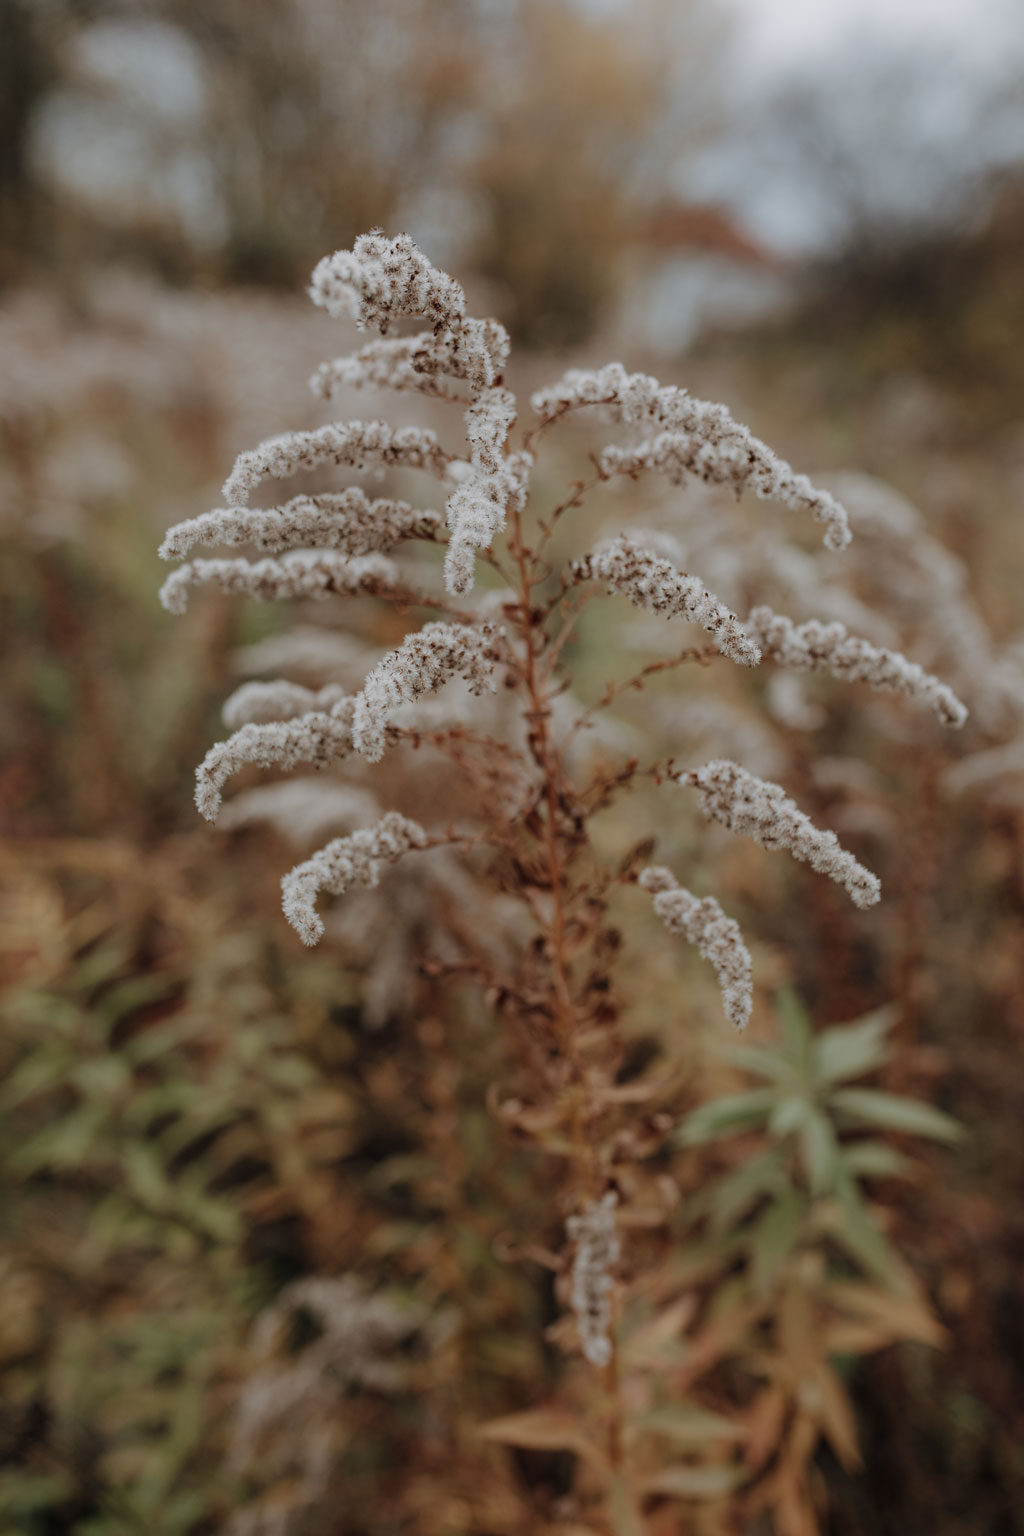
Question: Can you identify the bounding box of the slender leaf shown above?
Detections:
[723,1042,795,1085]
[814,1009,894,1085]
[478,1408,606,1470]
[750,1191,806,1293]
[800,1109,840,1194]
[813,1362,863,1471]
[831,1088,963,1143]
[642,1463,744,1498]
[702,1148,788,1233]
[769,1095,810,1139]
[775,989,813,1075]
[840,1140,916,1180]
[678,1088,776,1145]
[638,1404,747,1445]
[822,1178,911,1293]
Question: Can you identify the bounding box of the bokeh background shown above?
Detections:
[2,1,1024,1532]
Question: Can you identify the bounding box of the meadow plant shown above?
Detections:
[158,232,970,1529]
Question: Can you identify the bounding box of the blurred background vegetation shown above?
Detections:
[2,0,1024,1532]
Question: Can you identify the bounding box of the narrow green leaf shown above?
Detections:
[814,1009,894,1085]
[775,989,813,1074]
[823,1176,911,1293]
[750,1191,805,1293]
[840,1140,915,1180]
[768,1094,810,1139]
[831,1088,964,1143]
[722,1043,795,1084]
[678,1088,777,1146]
[0,1049,76,1107]
[96,975,177,1029]
[9,1104,106,1171]
[702,1148,788,1233]
[71,1055,131,1101]
[800,1108,840,1194]
[122,1142,172,1210]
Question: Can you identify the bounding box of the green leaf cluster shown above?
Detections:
[679,992,962,1295]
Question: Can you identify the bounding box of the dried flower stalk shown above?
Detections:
[158,232,966,1485]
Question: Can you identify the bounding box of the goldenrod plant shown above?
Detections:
[154,231,971,1532]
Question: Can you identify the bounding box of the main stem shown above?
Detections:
[507,506,626,1475]
[508,507,597,1188]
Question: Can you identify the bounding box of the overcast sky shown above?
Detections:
[726,0,1020,73]
[693,0,1024,253]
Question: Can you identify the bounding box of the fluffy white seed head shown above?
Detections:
[639,867,752,1029]
[159,491,441,562]
[745,606,968,727]
[682,759,881,908]
[281,811,429,946]
[599,431,850,552]
[195,700,356,822]
[159,551,396,614]
[535,366,850,552]
[535,365,852,552]
[442,390,523,595]
[352,621,504,762]
[222,421,450,507]
[566,1192,620,1370]
[309,231,466,333]
[311,319,510,399]
[571,536,761,665]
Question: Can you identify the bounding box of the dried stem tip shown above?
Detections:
[571,536,760,666]
[352,621,504,762]
[309,230,467,333]
[532,363,851,551]
[745,606,968,727]
[682,759,881,908]
[282,811,429,946]
[195,701,356,823]
[159,552,395,615]
[639,867,752,1028]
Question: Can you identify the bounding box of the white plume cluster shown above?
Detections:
[303,230,521,595]
[281,811,428,947]
[159,490,441,561]
[195,703,356,823]
[310,321,510,399]
[309,230,467,333]
[160,551,395,615]
[567,1191,620,1369]
[638,867,752,1029]
[352,621,504,762]
[221,420,451,507]
[445,389,530,595]
[682,759,881,909]
[571,535,761,665]
[745,605,968,728]
[159,232,966,992]
[532,363,851,552]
